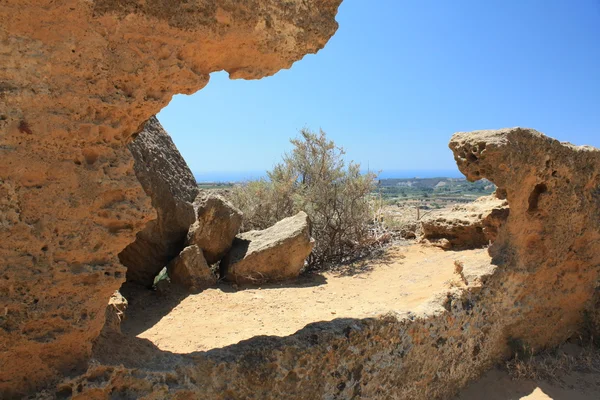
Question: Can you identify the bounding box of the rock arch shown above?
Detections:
[0,1,341,396]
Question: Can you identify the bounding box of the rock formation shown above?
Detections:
[167,245,217,292]
[221,211,315,284]
[187,193,243,265]
[119,116,198,286]
[102,291,128,335]
[0,0,342,396]
[420,194,509,249]
[450,127,600,348]
[54,128,600,400]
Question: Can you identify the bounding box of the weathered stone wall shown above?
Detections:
[52,128,600,399]
[0,1,341,397]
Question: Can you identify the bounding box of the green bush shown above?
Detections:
[230,128,377,270]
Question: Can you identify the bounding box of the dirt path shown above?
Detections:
[122,244,489,353]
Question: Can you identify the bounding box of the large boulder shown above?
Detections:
[187,193,243,265]
[221,212,315,284]
[118,116,198,286]
[420,194,509,249]
[0,0,341,395]
[167,245,217,292]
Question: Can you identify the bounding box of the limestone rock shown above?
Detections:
[119,116,198,286]
[221,212,315,284]
[187,193,243,265]
[420,194,509,249]
[168,245,217,292]
[449,127,600,347]
[0,0,341,395]
[102,291,128,334]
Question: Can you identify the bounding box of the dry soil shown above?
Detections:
[122,244,482,352]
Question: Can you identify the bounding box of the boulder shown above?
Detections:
[0,0,341,395]
[118,116,198,286]
[167,245,217,292]
[420,194,509,249]
[187,193,243,265]
[221,212,315,284]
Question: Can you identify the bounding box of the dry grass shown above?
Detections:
[505,340,600,384]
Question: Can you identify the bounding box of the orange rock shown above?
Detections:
[0,0,341,396]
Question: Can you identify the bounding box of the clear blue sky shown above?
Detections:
[158,0,600,180]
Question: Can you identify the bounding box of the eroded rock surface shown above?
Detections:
[167,245,217,292]
[450,128,600,347]
[420,194,509,249]
[58,128,600,400]
[187,193,243,265]
[119,116,198,286]
[221,211,315,284]
[102,291,128,335]
[0,0,341,396]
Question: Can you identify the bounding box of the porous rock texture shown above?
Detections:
[449,127,600,347]
[186,193,243,265]
[221,211,315,284]
[57,128,600,400]
[119,116,198,286]
[167,245,217,292]
[101,291,128,335]
[420,194,509,249]
[0,0,342,396]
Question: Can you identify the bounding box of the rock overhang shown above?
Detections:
[0,0,343,396]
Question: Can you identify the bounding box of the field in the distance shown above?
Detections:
[377,177,495,209]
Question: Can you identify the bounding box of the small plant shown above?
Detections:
[153,267,169,287]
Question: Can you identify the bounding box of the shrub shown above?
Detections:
[230,128,377,269]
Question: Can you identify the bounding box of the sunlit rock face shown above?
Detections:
[450,127,600,348]
[0,0,341,396]
[420,193,509,249]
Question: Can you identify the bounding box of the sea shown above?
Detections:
[194,169,465,183]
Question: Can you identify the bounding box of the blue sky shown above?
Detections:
[158,0,600,180]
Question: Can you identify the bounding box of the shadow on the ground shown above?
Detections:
[94,315,373,370]
[120,243,411,337]
[119,272,329,337]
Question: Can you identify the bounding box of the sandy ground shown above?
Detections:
[455,368,600,400]
[122,244,487,353]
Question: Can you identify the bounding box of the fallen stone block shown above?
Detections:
[187,193,243,265]
[420,194,509,249]
[221,211,315,284]
[168,245,217,292]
